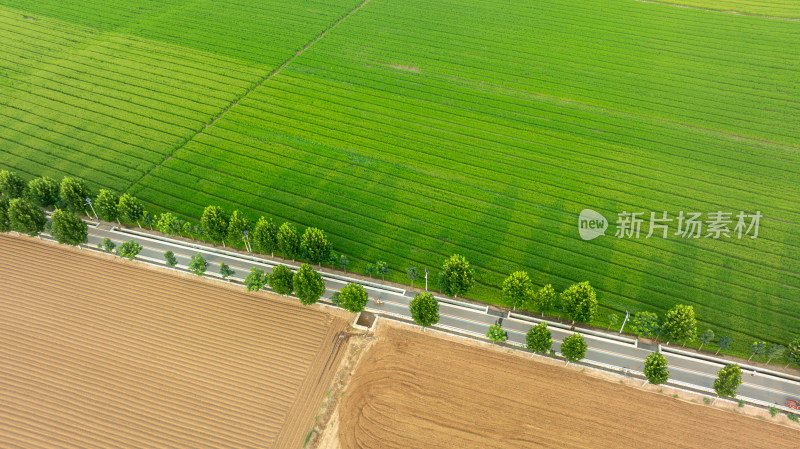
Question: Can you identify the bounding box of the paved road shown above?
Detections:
[75,223,799,411]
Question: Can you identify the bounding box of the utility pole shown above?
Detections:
[424,268,429,291]
[618,310,630,336]
[84,198,99,223]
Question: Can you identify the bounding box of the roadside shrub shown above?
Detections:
[769,406,779,417]
[788,413,798,423]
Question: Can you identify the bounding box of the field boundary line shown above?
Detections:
[125,0,375,193]
[635,0,800,22]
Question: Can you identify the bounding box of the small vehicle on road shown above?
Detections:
[787,399,800,410]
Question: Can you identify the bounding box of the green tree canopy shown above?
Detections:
[103,238,116,253]
[786,337,800,368]
[142,211,155,230]
[219,262,235,279]
[339,255,350,272]
[713,364,742,398]
[643,352,670,385]
[365,263,376,278]
[118,193,144,226]
[533,284,556,317]
[294,263,325,305]
[157,212,181,236]
[766,344,785,364]
[406,267,418,287]
[8,198,46,236]
[189,253,207,276]
[486,324,507,344]
[0,198,9,232]
[526,322,552,354]
[95,189,119,222]
[59,177,91,213]
[201,205,229,246]
[438,254,475,298]
[116,240,142,260]
[607,313,620,331]
[226,210,250,247]
[749,341,767,361]
[410,291,439,329]
[339,282,369,313]
[716,336,732,355]
[277,222,300,261]
[632,312,661,340]
[50,209,87,245]
[560,281,597,324]
[245,267,268,292]
[502,270,534,310]
[561,334,588,362]
[376,261,389,280]
[662,304,697,345]
[699,329,714,351]
[27,176,59,208]
[253,217,278,256]
[269,264,294,295]
[164,250,178,268]
[300,227,332,266]
[0,170,25,199]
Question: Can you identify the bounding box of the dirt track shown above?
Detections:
[0,235,349,448]
[339,323,798,448]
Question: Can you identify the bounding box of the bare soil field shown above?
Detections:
[338,322,798,449]
[0,234,350,448]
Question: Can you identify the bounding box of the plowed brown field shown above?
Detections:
[339,324,798,448]
[0,235,349,449]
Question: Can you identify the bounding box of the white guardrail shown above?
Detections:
[507,312,638,346]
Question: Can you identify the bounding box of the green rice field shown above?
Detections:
[0,0,798,356]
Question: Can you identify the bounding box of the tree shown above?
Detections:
[406,267,418,287]
[189,253,207,276]
[142,211,155,230]
[59,177,91,213]
[116,240,142,260]
[716,336,732,355]
[376,261,389,280]
[785,337,800,368]
[643,352,670,385]
[103,238,116,253]
[607,313,620,331]
[27,176,59,208]
[252,217,278,256]
[157,212,181,236]
[294,263,325,305]
[50,209,87,245]
[269,265,294,295]
[219,262,235,279]
[632,312,661,341]
[245,267,268,292]
[533,284,556,317]
[8,198,46,236]
[662,304,697,345]
[749,341,766,361]
[95,189,119,223]
[277,222,300,261]
[300,227,332,266]
[526,322,552,354]
[339,282,368,313]
[118,193,144,226]
[486,324,507,344]
[713,364,742,398]
[365,263,377,278]
[182,221,193,238]
[560,281,597,324]
[766,345,785,365]
[339,254,350,272]
[502,271,534,310]
[226,210,249,247]
[164,250,178,268]
[438,254,474,298]
[201,205,229,247]
[0,198,9,232]
[698,330,714,351]
[0,170,25,199]
[409,291,439,330]
[561,334,588,362]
